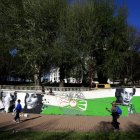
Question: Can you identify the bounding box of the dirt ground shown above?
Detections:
[0,113,140,132]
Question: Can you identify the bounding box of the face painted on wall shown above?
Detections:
[26,93,38,109]
[121,88,134,106]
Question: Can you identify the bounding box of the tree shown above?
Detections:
[0,0,137,87]
[16,0,67,85]
[0,0,25,82]
[54,0,131,86]
[130,32,140,83]
[54,1,99,86]
[103,4,130,83]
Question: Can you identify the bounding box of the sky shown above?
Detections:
[68,0,140,31]
[118,0,140,31]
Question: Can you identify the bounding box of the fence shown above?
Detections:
[0,85,90,91]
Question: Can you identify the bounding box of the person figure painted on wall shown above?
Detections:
[0,91,4,111]
[106,101,122,130]
[0,91,15,112]
[13,99,22,123]
[115,88,136,106]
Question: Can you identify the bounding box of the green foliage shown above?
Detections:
[0,0,139,86]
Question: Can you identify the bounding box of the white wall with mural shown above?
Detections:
[0,88,140,116]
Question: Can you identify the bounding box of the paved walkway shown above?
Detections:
[0,113,140,132]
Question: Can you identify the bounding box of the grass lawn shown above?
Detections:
[0,131,140,140]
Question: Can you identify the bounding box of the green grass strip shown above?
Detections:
[0,131,140,140]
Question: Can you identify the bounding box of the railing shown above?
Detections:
[0,85,90,91]
[0,85,42,91]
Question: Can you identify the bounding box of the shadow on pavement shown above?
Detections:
[126,123,140,132]
[93,121,114,132]
[21,116,42,123]
[0,116,42,131]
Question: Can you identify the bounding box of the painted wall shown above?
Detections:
[0,88,140,116]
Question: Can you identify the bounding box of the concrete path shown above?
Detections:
[0,113,140,132]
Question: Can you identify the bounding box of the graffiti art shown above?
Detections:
[0,88,140,116]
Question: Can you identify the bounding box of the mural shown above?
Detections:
[0,91,15,112]
[0,88,140,116]
[115,88,135,106]
[0,91,42,114]
[115,88,136,114]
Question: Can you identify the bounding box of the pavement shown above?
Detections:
[0,113,140,132]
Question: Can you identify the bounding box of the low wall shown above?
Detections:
[0,88,140,116]
[0,85,89,91]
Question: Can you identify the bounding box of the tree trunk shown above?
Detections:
[59,80,64,87]
[97,71,107,84]
[96,51,107,84]
[34,74,39,86]
[34,64,42,86]
[59,64,65,87]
